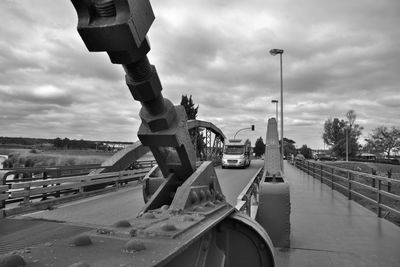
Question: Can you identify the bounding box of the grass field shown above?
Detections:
[321,160,400,226]
[0,148,114,168]
[325,160,400,178]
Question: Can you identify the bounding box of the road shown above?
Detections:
[20,160,263,226]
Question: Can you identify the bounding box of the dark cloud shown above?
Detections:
[0,0,399,148]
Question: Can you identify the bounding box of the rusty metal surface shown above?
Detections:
[0,218,89,255]
[17,204,234,266]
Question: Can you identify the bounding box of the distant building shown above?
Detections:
[357,153,377,160]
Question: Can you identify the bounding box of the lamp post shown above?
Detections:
[345,127,349,162]
[345,110,355,162]
[270,48,284,171]
[271,99,278,122]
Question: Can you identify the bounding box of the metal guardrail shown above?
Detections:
[1,164,107,183]
[0,161,155,217]
[293,159,400,219]
[235,167,263,219]
[129,159,157,169]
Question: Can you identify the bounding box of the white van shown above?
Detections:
[222,139,251,168]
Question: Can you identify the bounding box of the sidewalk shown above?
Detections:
[275,161,400,266]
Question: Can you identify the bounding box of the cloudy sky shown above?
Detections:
[0,0,399,149]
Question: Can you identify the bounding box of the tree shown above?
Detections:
[322,110,363,158]
[299,144,313,159]
[365,126,400,157]
[322,118,346,146]
[254,137,265,157]
[180,95,204,158]
[280,137,296,158]
[180,95,198,120]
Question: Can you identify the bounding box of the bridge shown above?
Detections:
[1,0,400,266]
[1,159,400,266]
[1,118,400,266]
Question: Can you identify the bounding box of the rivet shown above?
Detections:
[200,190,206,201]
[190,191,199,204]
[114,220,131,228]
[161,223,177,231]
[0,254,26,267]
[206,189,212,200]
[71,235,92,246]
[124,240,146,252]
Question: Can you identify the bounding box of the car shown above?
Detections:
[295,154,305,160]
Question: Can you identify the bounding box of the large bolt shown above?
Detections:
[93,0,116,17]
[139,98,177,132]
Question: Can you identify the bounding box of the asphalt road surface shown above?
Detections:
[20,160,263,226]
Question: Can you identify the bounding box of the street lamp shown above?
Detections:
[345,127,349,162]
[345,110,355,162]
[270,48,284,171]
[271,99,278,122]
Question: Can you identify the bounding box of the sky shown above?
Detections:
[0,0,399,150]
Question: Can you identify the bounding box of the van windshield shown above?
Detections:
[224,146,244,155]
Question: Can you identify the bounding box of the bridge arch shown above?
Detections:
[187,119,225,163]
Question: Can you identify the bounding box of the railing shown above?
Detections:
[1,164,106,184]
[0,163,154,218]
[129,159,157,169]
[293,159,400,220]
[235,167,263,219]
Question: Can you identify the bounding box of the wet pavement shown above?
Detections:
[275,161,400,267]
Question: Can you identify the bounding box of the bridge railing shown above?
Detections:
[0,161,155,218]
[293,159,400,220]
[235,167,263,219]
